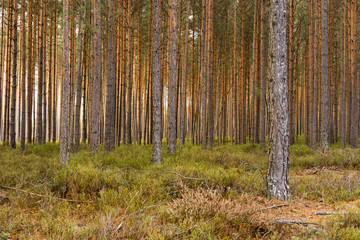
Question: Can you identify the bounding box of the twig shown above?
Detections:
[261,230,271,240]
[258,204,288,212]
[315,211,356,215]
[115,191,139,231]
[115,201,166,231]
[274,219,323,228]
[120,166,202,180]
[1,185,92,203]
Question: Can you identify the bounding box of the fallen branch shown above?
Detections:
[120,166,202,180]
[258,204,288,212]
[274,219,323,228]
[315,211,358,215]
[1,186,92,203]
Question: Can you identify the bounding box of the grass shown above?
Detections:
[0,136,360,239]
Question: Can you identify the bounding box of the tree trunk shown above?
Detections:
[37,0,45,145]
[74,1,85,152]
[105,0,116,151]
[152,0,162,164]
[350,0,358,148]
[207,0,214,150]
[167,0,177,153]
[241,0,246,144]
[52,7,57,143]
[60,0,70,164]
[90,0,102,154]
[180,0,190,147]
[21,0,26,150]
[260,0,266,150]
[288,0,294,145]
[10,0,18,149]
[320,0,329,153]
[251,0,259,147]
[137,0,142,145]
[0,0,5,142]
[126,0,134,145]
[201,0,207,150]
[267,0,290,201]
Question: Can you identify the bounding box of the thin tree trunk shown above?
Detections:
[350,0,358,148]
[241,0,246,144]
[74,1,85,152]
[126,0,134,145]
[0,0,5,142]
[207,0,214,149]
[37,0,45,144]
[180,0,190,147]
[288,0,294,145]
[168,0,177,153]
[260,0,266,150]
[320,0,329,153]
[21,0,26,150]
[201,0,207,150]
[105,0,116,151]
[233,0,238,145]
[52,7,57,143]
[137,0,142,145]
[60,0,70,164]
[152,0,162,164]
[10,0,18,149]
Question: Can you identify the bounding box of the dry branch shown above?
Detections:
[121,166,202,180]
[1,185,92,203]
[274,219,323,228]
[315,211,356,215]
[258,204,288,211]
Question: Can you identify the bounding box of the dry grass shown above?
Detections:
[1,138,360,239]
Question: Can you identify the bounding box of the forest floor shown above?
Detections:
[1,137,360,239]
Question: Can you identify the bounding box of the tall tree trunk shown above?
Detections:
[288,0,294,145]
[37,0,45,144]
[152,0,162,164]
[105,0,116,151]
[312,0,319,151]
[137,0,142,145]
[27,0,33,143]
[74,1,85,152]
[168,0,177,154]
[0,0,5,142]
[52,6,57,143]
[260,0,266,150]
[207,0,214,149]
[341,0,347,148]
[241,0,246,144]
[180,0,190,147]
[10,0,18,149]
[267,0,289,201]
[201,0,207,150]
[90,0,102,154]
[251,0,258,147]
[350,0,358,148]
[126,0,134,145]
[233,0,238,145]
[21,0,26,150]
[60,0,70,164]
[320,0,329,153]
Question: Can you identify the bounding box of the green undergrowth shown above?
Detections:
[0,137,360,239]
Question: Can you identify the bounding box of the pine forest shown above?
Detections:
[1,0,360,238]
